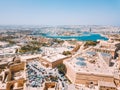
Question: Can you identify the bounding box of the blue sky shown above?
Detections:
[0,0,120,25]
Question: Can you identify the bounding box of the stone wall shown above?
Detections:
[114,78,120,87]
[43,82,56,90]
[99,86,117,90]
[65,64,76,83]
[6,78,26,90]
[52,56,71,68]
[75,73,114,85]
[92,47,115,57]
[65,63,114,85]
[10,62,25,72]
[39,56,71,68]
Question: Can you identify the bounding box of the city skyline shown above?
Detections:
[0,0,120,26]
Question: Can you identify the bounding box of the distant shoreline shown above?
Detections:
[32,32,108,41]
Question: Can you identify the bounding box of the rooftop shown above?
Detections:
[20,54,41,61]
[42,54,67,62]
[66,50,113,76]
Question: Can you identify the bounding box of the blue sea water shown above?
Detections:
[40,33,108,41]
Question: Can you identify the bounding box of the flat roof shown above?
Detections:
[20,54,41,61]
[65,51,113,76]
[42,54,67,62]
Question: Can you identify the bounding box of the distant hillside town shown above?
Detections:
[0,25,120,90]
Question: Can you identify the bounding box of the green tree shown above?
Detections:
[57,64,66,75]
[84,41,97,46]
[62,51,71,56]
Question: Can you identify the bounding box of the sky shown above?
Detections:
[0,0,120,25]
